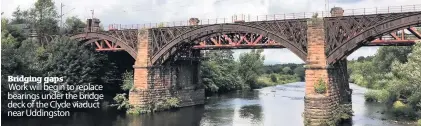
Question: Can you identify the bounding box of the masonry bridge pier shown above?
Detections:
[70,6,421,126]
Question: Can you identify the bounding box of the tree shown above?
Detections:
[293,66,305,81]
[282,67,292,75]
[238,49,265,89]
[372,46,412,72]
[357,56,365,62]
[11,7,28,24]
[63,16,86,34]
[270,74,277,82]
[201,50,243,95]
[30,0,59,38]
[389,43,421,109]
[38,37,118,89]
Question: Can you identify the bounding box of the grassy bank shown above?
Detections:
[255,74,300,87]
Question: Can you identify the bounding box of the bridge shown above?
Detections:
[69,5,421,126]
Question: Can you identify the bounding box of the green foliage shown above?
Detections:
[391,101,417,119]
[326,104,353,126]
[373,46,412,72]
[63,16,86,34]
[418,119,421,126]
[126,106,150,115]
[121,71,134,91]
[166,97,180,108]
[309,13,323,26]
[262,63,305,81]
[364,89,390,103]
[282,67,292,74]
[112,93,131,110]
[2,2,126,114]
[201,50,243,94]
[389,43,421,109]
[32,0,59,35]
[256,74,300,87]
[39,37,116,86]
[116,96,180,115]
[238,49,265,89]
[348,46,412,89]
[349,44,421,119]
[338,104,354,120]
[201,49,303,95]
[314,78,327,94]
[157,22,165,27]
[202,49,302,95]
[153,97,180,111]
[270,74,277,82]
[293,66,305,81]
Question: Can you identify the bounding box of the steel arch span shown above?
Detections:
[70,31,138,59]
[149,19,308,65]
[325,12,421,64]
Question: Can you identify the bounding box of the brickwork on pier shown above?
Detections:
[304,21,340,125]
[129,30,205,108]
[303,7,352,126]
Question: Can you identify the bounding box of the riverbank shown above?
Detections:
[347,44,421,123]
[255,74,300,87]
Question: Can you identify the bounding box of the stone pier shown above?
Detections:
[303,7,352,126]
[129,29,205,109]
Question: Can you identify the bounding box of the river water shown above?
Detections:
[3,82,415,126]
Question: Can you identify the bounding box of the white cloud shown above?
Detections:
[2,0,420,64]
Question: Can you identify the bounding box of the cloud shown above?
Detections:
[2,0,420,64]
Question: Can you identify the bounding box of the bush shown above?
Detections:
[314,78,327,94]
[123,97,180,114]
[270,74,277,82]
[417,119,421,126]
[121,71,133,91]
[364,89,390,103]
[166,97,180,108]
[112,93,131,110]
[391,101,417,119]
[153,97,180,112]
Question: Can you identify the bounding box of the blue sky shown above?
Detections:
[2,0,419,64]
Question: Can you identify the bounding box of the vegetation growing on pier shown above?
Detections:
[314,78,327,94]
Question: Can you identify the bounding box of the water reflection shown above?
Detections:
[2,82,414,126]
[239,105,263,125]
[121,106,204,126]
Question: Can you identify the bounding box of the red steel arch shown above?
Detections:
[70,33,137,59]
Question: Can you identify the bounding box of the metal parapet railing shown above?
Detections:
[108,4,421,30]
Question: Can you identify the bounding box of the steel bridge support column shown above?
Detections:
[303,22,352,126]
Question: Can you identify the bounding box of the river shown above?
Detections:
[3,82,415,126]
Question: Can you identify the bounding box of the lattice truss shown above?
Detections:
[104,29,138,52]
[369,27,421,45]
[149,19,308,64]
[84,39,124,51]
[193,33,282,49]
[324,12,421,63]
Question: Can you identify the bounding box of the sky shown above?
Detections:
[2,0,420,64]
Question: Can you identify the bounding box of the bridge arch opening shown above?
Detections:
[149,21,308,65]
[325,12,421,64]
